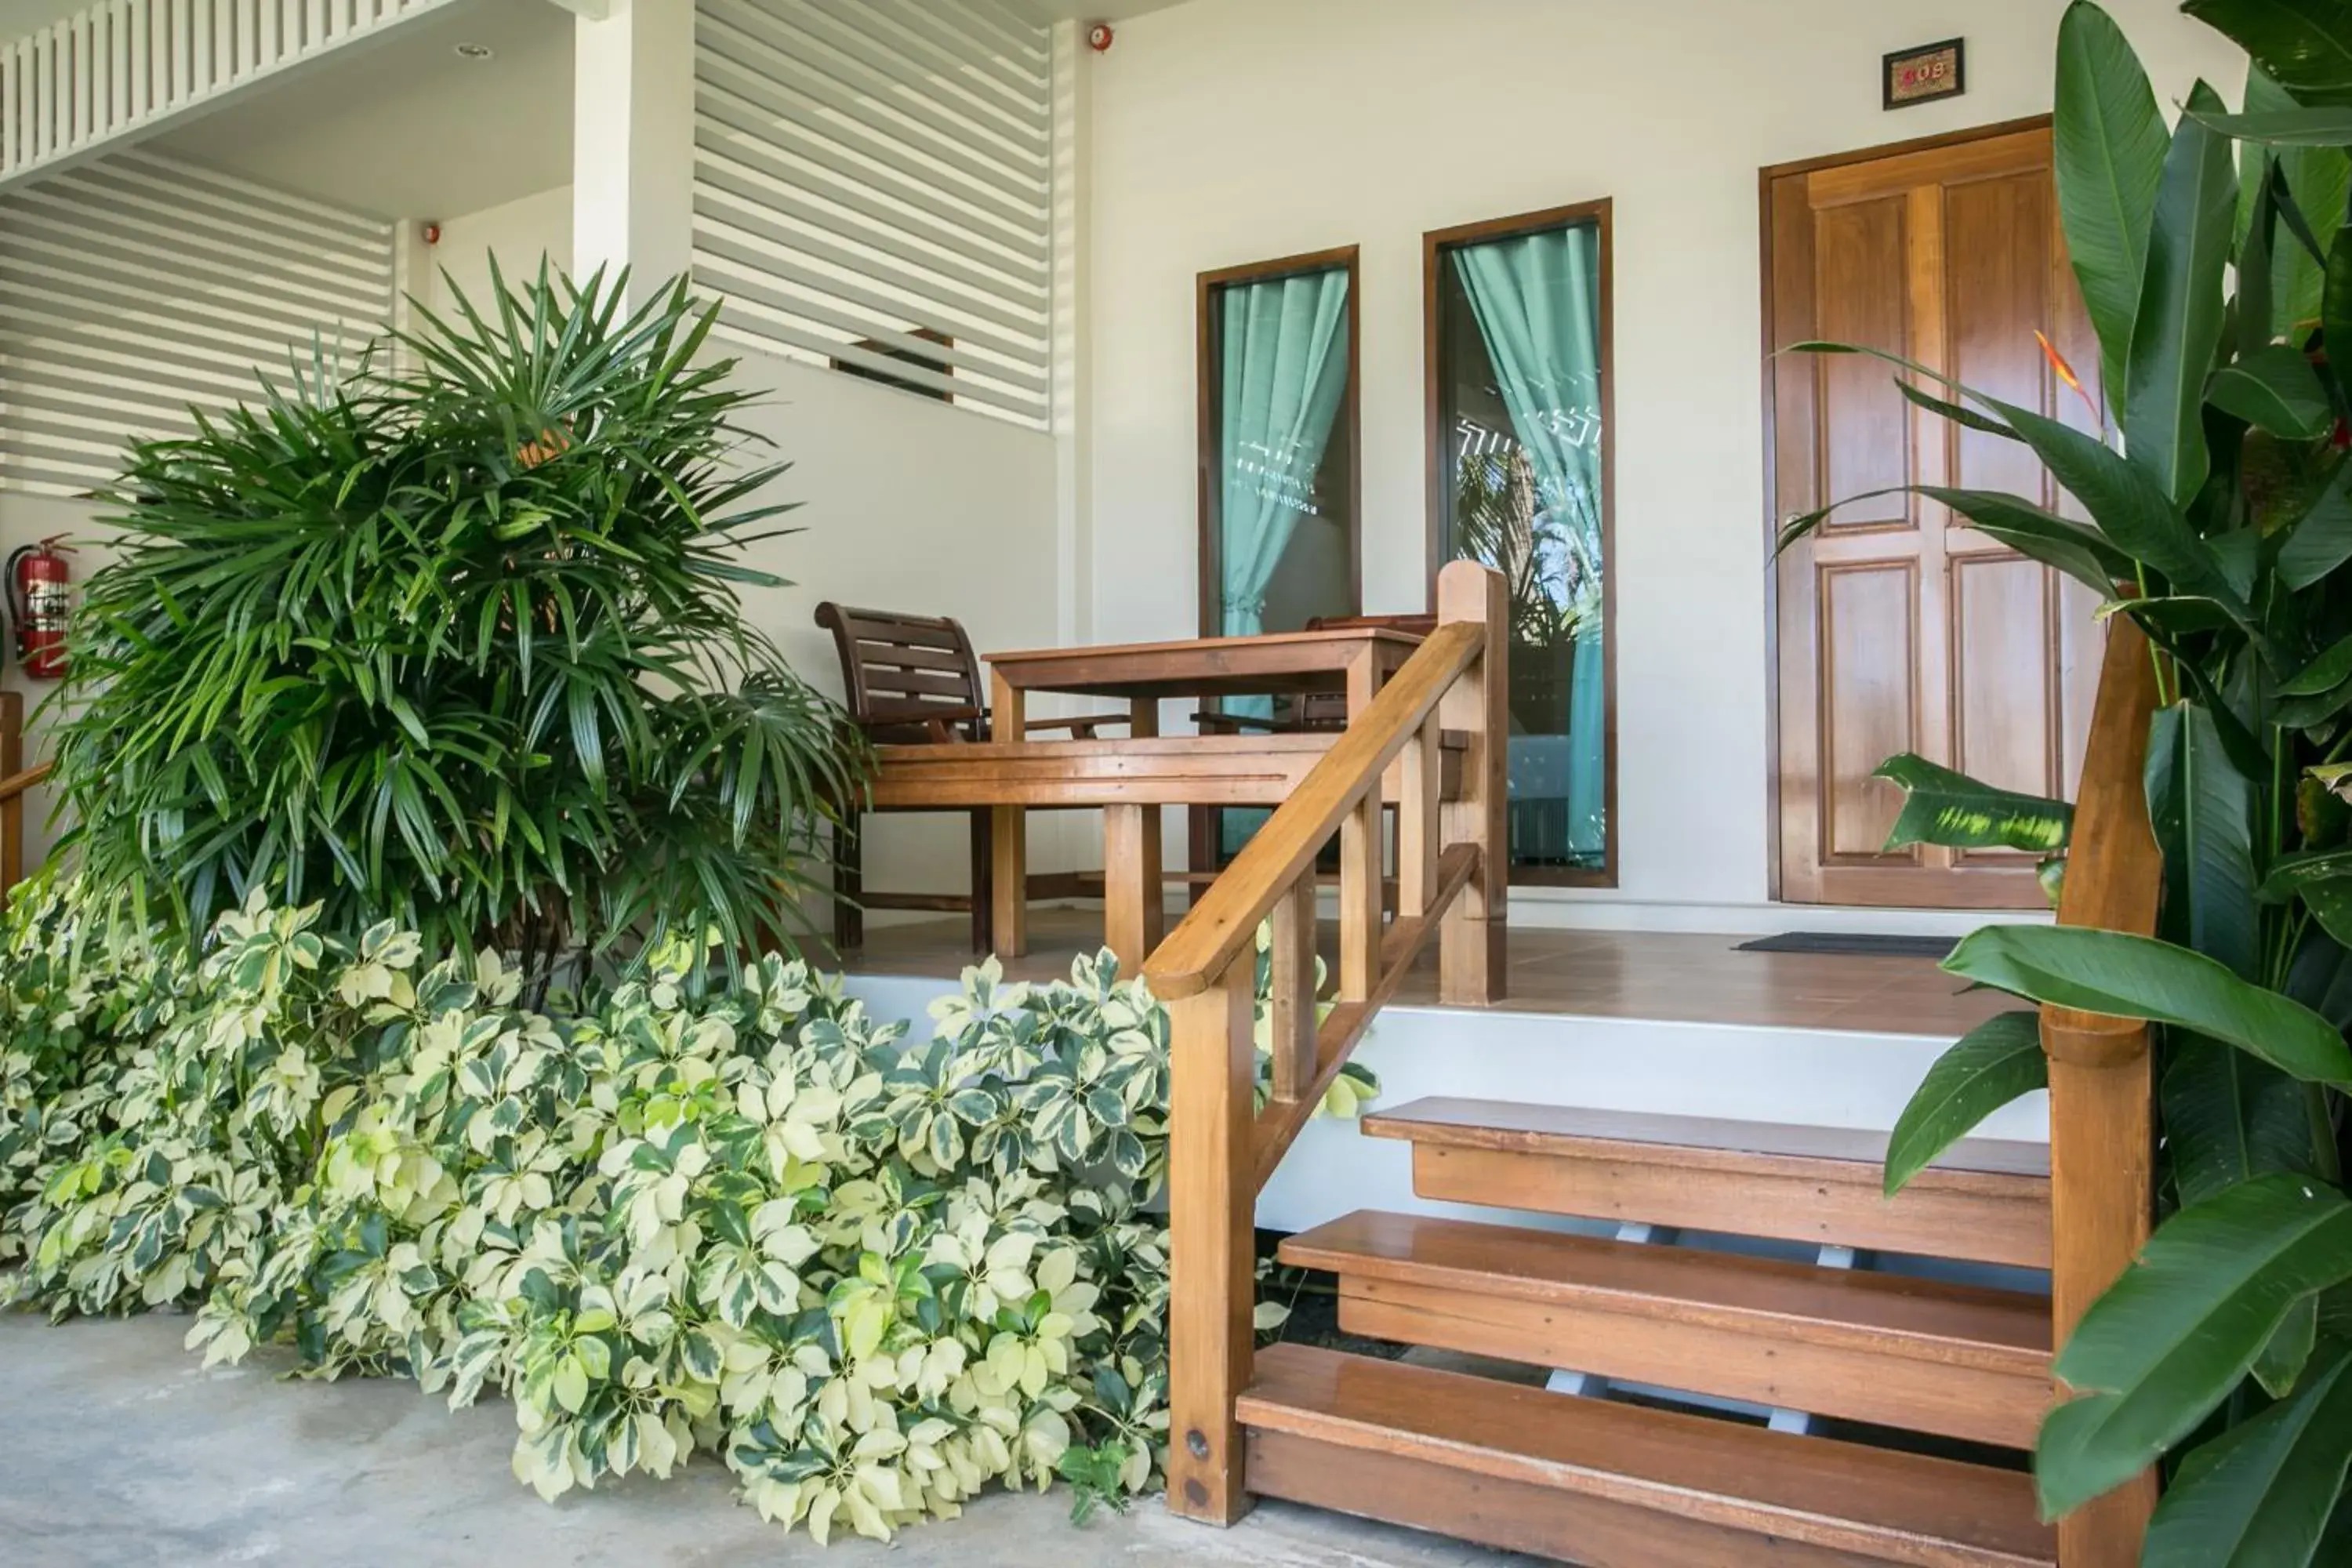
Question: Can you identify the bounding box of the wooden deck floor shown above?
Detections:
[826,909,2013,1038]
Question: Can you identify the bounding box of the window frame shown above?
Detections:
[1195,245,1364,638]
[1422,199,1617,890]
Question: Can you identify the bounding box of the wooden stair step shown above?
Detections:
[1280,1210,2050,1448]
[1239,1344,2055,1568]
[1362,1097,2052,1269]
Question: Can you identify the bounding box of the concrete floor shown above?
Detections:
[0,1308,1537,1568]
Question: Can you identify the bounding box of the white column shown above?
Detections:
[1050,18,1093,653]
[570,0,694,308]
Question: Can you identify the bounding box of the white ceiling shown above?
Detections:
[15,0,1196,223]
[0,0,79,38]
[154,0,572,223]
[1018,1,1189,17]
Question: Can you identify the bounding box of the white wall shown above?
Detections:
[721,350,1070,910]
[420,184,576,318]
[0,489,106,865]
[1083,0,2244,931]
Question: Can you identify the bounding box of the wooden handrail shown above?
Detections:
[1158,559,1508,1531]
[2042,617,2163,1568]
[1143,620,1481,1000]
[0,761,51,803]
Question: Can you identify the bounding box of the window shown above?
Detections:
[1427,201,1614,885]
[1197,245,1360,863]
[1197,247,1359,641]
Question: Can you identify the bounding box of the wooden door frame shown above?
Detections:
[1758,114,2052,904]
[1421,198,1617,889]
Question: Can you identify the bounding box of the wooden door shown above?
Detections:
[1768,123,2105,909]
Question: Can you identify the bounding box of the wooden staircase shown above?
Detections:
[1142,581,2162,1566]
[1246,1100,2058,1564]
[1243,1345,2053,1568]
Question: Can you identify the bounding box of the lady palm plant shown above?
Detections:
[1791,1,2352,1555]
[51,263,866,988]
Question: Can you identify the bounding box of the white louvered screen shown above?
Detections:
[691,0,1053,429]
[0,147,394,495]
[1,0,462,187]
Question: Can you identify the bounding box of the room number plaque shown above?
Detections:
[1884,38,1965,110]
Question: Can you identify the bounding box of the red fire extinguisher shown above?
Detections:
[7,537,74,680]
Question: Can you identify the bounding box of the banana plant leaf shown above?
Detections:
[1872,754,2074,853]
[2174,703,2261,980]
[2056,0,2171,412]
[2038,1174,2352,1519]
[2184,0,2352,106]
[1944,926,2352,1084]
[2209,343,2334,438]
[2164,1034,2322,1209]
[1921,487,2137,597]
[2281,464,2352,590]
[1882,1011,2047,1196]
[2127,81,2238,507]
[2195,107,2352,146]
[2143,1346,2352,1567]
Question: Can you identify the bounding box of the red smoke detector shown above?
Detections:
[1087,21,1113,52]
[422,221,442,245]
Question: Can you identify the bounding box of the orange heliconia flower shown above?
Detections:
[2035,330,2102,425]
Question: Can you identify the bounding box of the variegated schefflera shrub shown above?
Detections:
[0,878,1373,1544]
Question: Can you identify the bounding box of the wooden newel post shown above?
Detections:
[1436,561,1506,1006]
[2043,620,2162,1568]
[1164,970,1257,1524]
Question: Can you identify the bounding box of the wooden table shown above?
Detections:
[982,626,1426,963]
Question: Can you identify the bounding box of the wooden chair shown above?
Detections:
[815,602,1121,953]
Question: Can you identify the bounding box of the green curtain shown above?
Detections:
[1218,268,1352,639]
[1453,227,1606,861]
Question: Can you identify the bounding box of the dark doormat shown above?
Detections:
[1737,931,1958,960]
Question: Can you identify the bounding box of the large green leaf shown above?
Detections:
[2056,0,2171,415]
[2198,107,2352,145]
[1882,1012,2047,1196]
[2039,1176,2352,1518]
[2209,344,2334,438]
[2165,1034,2321,1208]
[1918,487,2136,596]
[2180,702,2263,980]
[2281,465,2352,589]
[1944,926,2352,1084]
[2184,0,2352,105]
[1987,394,2245,614]
[2126,81,2239,506]
[1872,754,2074,853]
[2145,1346,2352,1566]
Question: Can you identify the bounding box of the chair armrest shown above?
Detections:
[1024,712,1132,739]
[1190,710,1287,734]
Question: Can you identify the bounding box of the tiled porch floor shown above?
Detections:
[828,909,2013,1038]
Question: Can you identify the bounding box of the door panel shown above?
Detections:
[1770,124,2102,907]
[1813,198,1914,518]
[1820,564,1918,860]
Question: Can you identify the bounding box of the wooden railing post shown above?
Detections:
[0,691,20,899]
[1436,560,1505,1005]
[1166,967,1258,1524]
[2044,619,2162,1568]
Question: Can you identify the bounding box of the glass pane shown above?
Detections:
[1436,223,1607,877]
[1207,263,1356,859]
[1210,266,1356,639]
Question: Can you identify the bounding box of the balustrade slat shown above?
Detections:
[1268,879,1318,1104]
[1400,716,1441,916]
